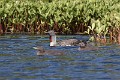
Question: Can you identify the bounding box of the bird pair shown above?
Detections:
[33,30,97,56]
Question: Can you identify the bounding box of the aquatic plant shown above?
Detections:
[0,0,120,44]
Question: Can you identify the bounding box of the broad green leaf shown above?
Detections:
[88,26,92,30]
[91,22,95,30]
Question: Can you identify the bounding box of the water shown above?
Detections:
[0,34,120,80]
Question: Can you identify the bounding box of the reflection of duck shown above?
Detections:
[78,41,98,51]
[46,30,81,46]
[33,46,64,56]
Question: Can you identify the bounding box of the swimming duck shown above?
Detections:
[33,46,64,56]
[78,41,98,51]
[46,30,81,46]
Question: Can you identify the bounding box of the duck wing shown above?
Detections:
[57,39,80,46]
[45,50,64,55]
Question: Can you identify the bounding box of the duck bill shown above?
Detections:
[44,31,49,34]
[44,30,57,35]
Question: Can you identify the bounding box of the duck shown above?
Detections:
[78,41,98,51]
[33,46,64,56]
[46,30,82,46]
[46,30,99,51]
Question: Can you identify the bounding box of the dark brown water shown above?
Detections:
[0,34,120,80]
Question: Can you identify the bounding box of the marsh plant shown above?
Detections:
[0,0,120,44]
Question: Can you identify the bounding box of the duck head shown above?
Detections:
[33,46,45,55]
[47,30,56,36]
[79,41,87,48]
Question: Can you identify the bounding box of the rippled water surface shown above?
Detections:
[0,34,120,80]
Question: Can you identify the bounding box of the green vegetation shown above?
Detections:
[0,0,120,44]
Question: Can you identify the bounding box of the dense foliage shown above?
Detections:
[0,0,120,43]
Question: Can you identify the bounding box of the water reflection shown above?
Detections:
[0,35,120,80]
